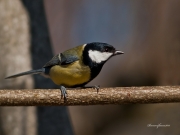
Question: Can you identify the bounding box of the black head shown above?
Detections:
[83,42,123,81]
[83,42,123,64]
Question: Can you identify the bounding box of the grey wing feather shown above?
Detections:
[43,53,61,68]
[60,53,79,65]
[5,53,79,79]
[43,53,79,68]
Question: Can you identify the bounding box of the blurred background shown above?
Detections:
[0,0,180,135]
[44,0,180,134]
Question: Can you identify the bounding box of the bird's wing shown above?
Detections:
[43,53,79,68]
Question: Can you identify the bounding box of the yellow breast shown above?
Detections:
[49,61,91,87]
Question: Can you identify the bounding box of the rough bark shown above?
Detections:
[0,86,179,105]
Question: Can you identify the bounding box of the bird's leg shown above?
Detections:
[82,85,100,93]
[60,85,67,101]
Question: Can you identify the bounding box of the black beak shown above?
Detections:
[113,50,124,55]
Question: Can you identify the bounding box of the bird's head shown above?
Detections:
[83,42,124,65]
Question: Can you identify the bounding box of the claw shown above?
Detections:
[82,85,100,93]
[60,85,67,102]
[93,85,100,94]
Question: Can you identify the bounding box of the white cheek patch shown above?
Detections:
[88,50,112,63]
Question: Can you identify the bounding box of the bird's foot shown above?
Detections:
[60,85,68,102]
[82,85,100,94]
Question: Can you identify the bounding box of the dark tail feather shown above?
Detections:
[5,68,45,79]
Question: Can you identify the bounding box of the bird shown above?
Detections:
[5,42,124,101]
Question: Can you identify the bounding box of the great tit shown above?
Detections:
[5,42,124,100]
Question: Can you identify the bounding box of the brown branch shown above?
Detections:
[0,86,180,106]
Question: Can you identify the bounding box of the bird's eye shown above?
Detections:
[105,48,109,52]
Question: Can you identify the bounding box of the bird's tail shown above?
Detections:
[5,68,45,79]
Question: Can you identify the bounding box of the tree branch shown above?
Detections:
[1,86,180,106]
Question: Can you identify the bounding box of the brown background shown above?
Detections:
[44,0,180,135]
[0,0,180,135]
